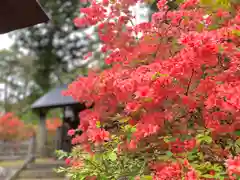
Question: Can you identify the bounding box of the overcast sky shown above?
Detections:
[0,34,13,50]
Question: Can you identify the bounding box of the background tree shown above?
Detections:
[0,50,37,113]
[11,0,102,96]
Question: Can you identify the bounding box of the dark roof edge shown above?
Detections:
[31,101,79,110]
[36,0,50,22]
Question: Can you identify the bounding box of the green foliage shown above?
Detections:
[232,29,240,37]
[196,132,213,144]
[200,0,232,10]
[55,150,69,160]
[56,144,148,180]
[20,110,39,124]
[193,162,226,179]
[234,130,240,136]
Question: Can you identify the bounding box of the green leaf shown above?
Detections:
[141,175,153,180]
[175,0,184,4]
[200,0,231,9]
[157,155,171,161]
[55,150,68,159]
[79,177,86,180]
[55,167,66,173]
[96,121,101,128]
[108,152,117,161]
[196,133,212,144]
[130,126,137,133]
[201,174,215,178]
[203,136,212,143]
[180,134,192,141]
[152,72,169,80]
[187,149,199,161]
[212,164,223,172]
[200,0,214,6]
[196,23,205,32]
[235,138,240,147]
[232,30,240,37]
[166,151,173,157]
[234,130,240,136]
[216,0,231,9]
[119,117,130,123]
[208,24,220,30]
[99,175,109,180]
[163,136,176,143]
[144,0,155,5]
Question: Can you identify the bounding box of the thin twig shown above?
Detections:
[185,69,194,96]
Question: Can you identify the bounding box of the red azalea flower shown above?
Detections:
[65,158,71,165]
[67,129,75,136]
[89,129,110,145]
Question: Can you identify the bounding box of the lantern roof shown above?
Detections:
[31,84,78,110]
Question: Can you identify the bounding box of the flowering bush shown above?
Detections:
[0,113,35,141]
[46,118,62,132]
[57,0,240,179]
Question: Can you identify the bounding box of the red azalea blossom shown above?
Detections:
[0,113,34,141]
[88,129,110,145]
[209,170,215,175]
[86,176,97,180]
[185,169,198,180]
[135,176,141,180]
[65,158,72,165]
[157,0,167,9]
[226,156,240,176]
[152,163,182,180]
[170,138,196,153]
[72,160,83,168]
[125,102,141,113]
[46,118,62,131]
[128,140,137,150]
[68,129,75,136]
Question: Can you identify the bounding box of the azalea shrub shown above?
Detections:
[0,112,35,141]
[46,117,62,132]
[57,0,240,179]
